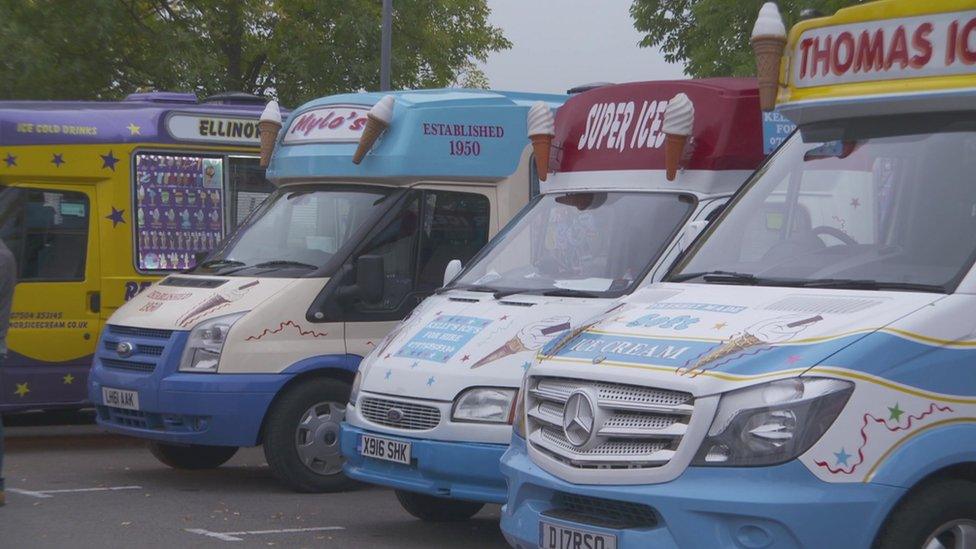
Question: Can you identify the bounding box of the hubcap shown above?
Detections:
[924,519,976,549]
[294,401,345,476]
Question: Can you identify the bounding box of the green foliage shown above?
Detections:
[0,0,510,105]
[629,0,864,77]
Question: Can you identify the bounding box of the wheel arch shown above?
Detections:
[255,354,362,445]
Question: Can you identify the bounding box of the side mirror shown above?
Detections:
[443,259,463,287]
[337,255,385,304]
[678,220,708,253]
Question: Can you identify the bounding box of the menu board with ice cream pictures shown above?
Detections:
[135,153,225,271]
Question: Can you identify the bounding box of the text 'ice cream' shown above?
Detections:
[527,101,556,181]
[662,93,694,181]
[353,95,395,164]
[751,2,788,111]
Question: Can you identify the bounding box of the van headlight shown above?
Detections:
[692,377,853,466]
[452,387,518,424]
[178,312,247,373]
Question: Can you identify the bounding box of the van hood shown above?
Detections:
[535,283,943,396]
[359,290,625,400]
[107,275,298,330]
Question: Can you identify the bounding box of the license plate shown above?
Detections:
[102,387,140,411]
[359,434,411,465]
[539,521,617,549]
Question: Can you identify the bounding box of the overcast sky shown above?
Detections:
[478,0,687,94]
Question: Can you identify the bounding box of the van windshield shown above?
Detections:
[672,113,976,292]
[453,192,694,297]
[195,185,394,276]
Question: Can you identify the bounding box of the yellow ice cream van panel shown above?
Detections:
[777,0,976,107]
[0,93,276,411]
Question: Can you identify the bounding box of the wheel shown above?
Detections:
[262,377,354,493]
[148,441,238,469]
[875,478,976,549]
[395,490,485,522]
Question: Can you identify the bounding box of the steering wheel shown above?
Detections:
[811,225,858,246]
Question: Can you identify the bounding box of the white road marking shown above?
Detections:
[7,485,142,498]
[185,526,345,542]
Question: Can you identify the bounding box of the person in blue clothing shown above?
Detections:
[0,238,15,507]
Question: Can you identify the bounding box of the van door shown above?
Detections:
[0,184,100,408]
[343,188,492,357]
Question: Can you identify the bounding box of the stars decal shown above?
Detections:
[3,153,15,167]
[521,361,531,371]
[460,355,470,362]
[850,198,860,209]
[127,123,141,136]
[106,207,126,227]
[51,153,66,167]
[786,354,802,365]
[410,361,419,369]
[14,382,30,398]
[888,403,904,422]
[712,322,727,330]
[63,373,75,385]
[384,369,392,380]
[101,151,119,171]
[833,447,851,466]
[426,376,436,386]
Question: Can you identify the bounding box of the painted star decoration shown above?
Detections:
[786,354,802,365]
[834,447,852,466]
[888,403,904,422]
[63,373,75,385]
[127,123,141,136]
[713,322,728,330]
[850,198,861,209]
[14,382,30,398]
[426,376,436,386]
[106,207,126,227]
[51,153,65,167]
[101,151,119,171]
[521,361,531,371]
[3,153,15,167]
[410,361,419,369]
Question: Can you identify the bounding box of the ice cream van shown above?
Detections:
[87,88,564,493]
[0,92,280,412]
[340,79,766,521]
[501,2,976,548]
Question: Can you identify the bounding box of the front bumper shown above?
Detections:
[341,423,508,504]
[500,436,905,549]
[88,329,288,447]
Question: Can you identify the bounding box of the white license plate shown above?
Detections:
[539,521,617,549]
[102,387,140,411]
[359,434,411,465]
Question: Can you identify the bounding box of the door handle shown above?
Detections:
[88,291,101,313]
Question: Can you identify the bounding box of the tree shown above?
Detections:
[630,0,862,77]
[0,0,510,105]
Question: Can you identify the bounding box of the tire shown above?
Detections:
[148,441,238,470]
[262,377,355,493]
[395,490,485,522]
[874,478,976,549]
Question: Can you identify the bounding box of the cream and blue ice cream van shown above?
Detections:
[340,79,767,521]
[501,2,976,548]
[86,88,564,492]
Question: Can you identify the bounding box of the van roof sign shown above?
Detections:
[551,78,764,174]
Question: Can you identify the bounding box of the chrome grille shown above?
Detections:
[545,492,658,529]
[108,325,174,340]
[360,397,441,431]
[527,376,693,469]
[103,340,165,356]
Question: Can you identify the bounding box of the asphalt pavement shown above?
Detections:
[1,412,506,548]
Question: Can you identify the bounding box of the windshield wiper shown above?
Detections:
[539,288,602,298]
[253,260,318,270]
[435,284,501,295]
[797,279,947,293]
[198,259,245,269]
[670,270,758,284]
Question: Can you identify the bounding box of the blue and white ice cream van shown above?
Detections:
[340,79,767,521]
[501,2,976,548]
[87,88,564,492]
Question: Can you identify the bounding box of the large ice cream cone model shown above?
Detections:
[527,101,556,181]
[751,3,788,111]
[258,100,282,168]
[352,95,395,164]
[662,93,694,181]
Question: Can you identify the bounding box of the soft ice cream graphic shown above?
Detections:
[176,280,260,328]
[472,316,571,368]
[751,2,788,111]
[662,93,694,181]
[353,95,395,164]
[259,100,282,168]
[527,101,556,181]
[679,314,823,376]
